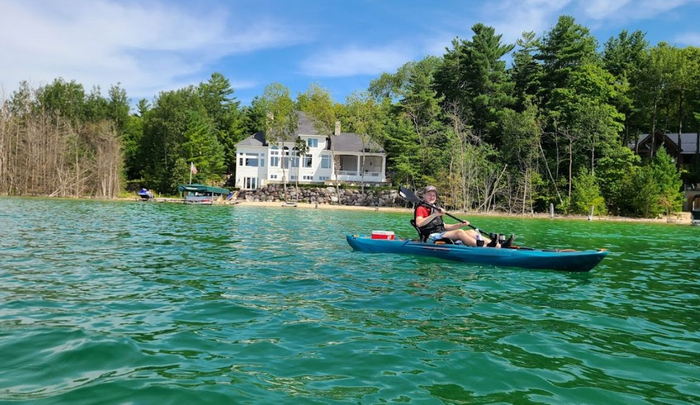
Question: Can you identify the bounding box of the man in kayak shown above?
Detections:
[415,186,507,247]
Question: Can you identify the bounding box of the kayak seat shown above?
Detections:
[410,219,454,244]
[409,219,425,241]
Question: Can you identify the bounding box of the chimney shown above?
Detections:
[334,120,341,136]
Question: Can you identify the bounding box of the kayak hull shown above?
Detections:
[346,235,608,272]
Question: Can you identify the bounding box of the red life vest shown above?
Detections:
[414,202,445,238]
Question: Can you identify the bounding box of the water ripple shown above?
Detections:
[1,198,699,403]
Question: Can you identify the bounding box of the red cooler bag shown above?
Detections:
[371,230,395,240]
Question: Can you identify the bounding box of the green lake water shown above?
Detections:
[1,197,699,404]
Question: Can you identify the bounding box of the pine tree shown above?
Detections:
[197,73,246,173]
[571,169,607,215]
[652,147,684,216]
[510,31,542,111]
[434,23,514,144]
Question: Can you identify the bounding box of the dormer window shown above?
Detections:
[307,138,318,148]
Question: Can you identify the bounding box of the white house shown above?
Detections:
[234,112,387,189]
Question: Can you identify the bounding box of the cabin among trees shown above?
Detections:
[630,132,700,211]
[630,133,700,186]
[631,133,699,165]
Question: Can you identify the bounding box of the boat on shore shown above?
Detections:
[137,188,154,201]
[177,183,231,205]
[346,234,608,272]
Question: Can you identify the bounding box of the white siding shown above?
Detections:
[235,134,386,189]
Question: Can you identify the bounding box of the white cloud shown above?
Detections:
[674,32,700,45]
[0,0,306,99]
[481,0,572,42]
[620,0,696,19]
[581,0,632,19]
[300,45,416,77]
[474,0,696,43]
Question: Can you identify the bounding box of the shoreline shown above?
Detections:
[1,194,692,225]
[234,200,692,225]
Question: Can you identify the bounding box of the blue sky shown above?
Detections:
[1,0,699,106]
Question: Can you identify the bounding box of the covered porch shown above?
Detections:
[333,153,386,182]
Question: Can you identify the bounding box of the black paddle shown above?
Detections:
[398,186,493,237]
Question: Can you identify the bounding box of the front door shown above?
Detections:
[243,177,258,190]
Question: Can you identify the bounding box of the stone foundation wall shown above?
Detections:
[237,185,404,207]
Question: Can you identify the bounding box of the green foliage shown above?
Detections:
[537,15,598,103]
[627,164,661,218]
[652,147,684,215]
[36,78,87,124]
[596,145,640,215]
[180,111,225,183]
[122,115,144,181]
[243,97,267,135]
[435,23,514,143]
[260,83,298,144]
[6,16,699,215]
[571,169,607,215]
[108,84,130,132]
[500,102,541,169]
[140,86,198,192]
[381,115,421,186]
[627,147,684,217]
[297,84,337,134]
[344,92,383,137]
[369,57,443,101]
[197,73,246,172]
[511,32,542,110]
[603,30,648,79]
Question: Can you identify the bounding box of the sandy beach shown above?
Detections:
[233,200,692,225]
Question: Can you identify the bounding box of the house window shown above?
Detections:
[282,147,290,168]
[259,153,264,167]
[319,176,330,181]
[270,147,280,167]
[269,174,278,180]
[290,175,297,180]
[307,138,318,148]
[303,154,312,168]
[303,175,313,180]
[243,153,259,167]
[321,155,330,169]
[290,153,299,168]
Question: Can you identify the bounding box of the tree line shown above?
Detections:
[1,15,697,217]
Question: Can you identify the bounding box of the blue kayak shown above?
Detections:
[346,235,608,272]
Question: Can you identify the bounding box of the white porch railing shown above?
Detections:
[334,172,385,182]
[337,171,381,177]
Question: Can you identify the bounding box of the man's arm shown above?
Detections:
[443,221,470,231]
[416,207,444,227]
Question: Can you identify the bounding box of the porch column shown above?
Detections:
[381,156,386,181]
[355,154,360,174]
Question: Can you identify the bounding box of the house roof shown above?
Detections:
[332,133,384,153]
[235,111,385,153]
[236,131,266,147]
[297,111,320,135]
[629,133,699,154]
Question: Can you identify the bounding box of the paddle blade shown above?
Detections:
[398,186,421,204]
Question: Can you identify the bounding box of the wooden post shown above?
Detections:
[550,203,554,218]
